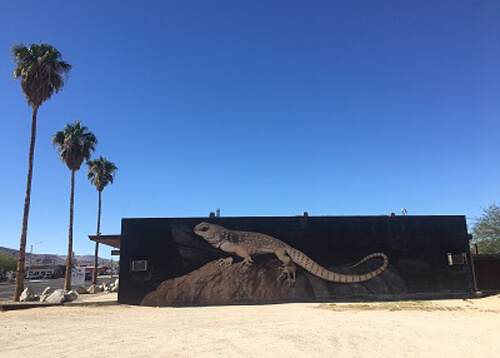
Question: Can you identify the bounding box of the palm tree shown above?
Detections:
[87,157,117,284]
[11,43,71,301]
[52,121,97,291]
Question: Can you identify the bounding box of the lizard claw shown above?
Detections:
[238,258,253,267]
[277,264,297,286]
[218,257,233,266]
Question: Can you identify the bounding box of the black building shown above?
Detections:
[117,215,476,306]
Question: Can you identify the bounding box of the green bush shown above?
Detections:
[472,204,500,255]
[0,252,17,272]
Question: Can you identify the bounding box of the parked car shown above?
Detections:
[44,272,55,279]
[26,273,42,280]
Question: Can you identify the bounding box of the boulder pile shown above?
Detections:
[18,279,119,304]
[19,286,79,304]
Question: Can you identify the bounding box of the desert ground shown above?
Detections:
[1,294,499,358]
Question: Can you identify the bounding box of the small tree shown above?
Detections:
[471,204,500,255]
[87,156,117,284]
[52,121,97,291]
[0,252,17,281]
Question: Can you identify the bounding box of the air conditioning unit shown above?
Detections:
[447,253,467,266]
[130,260,148,272]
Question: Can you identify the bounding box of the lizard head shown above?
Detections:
[194,222,224,248]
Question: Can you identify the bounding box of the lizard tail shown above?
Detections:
[347,252,388,269]
[285,246,389,283]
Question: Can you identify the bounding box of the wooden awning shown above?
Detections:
[88,235,121,249]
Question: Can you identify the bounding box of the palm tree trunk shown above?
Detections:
[93,190,102,285]
[13,106,38,301]
[64,170,75,292]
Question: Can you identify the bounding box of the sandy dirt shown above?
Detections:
[1,295,499,358]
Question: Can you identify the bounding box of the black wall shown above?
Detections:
[119,216,475,305]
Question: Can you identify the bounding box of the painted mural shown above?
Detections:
[193,222,389,285]
[118,216,475,306]
[139,221,404,306]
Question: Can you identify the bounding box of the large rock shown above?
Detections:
[75,286,88,294]
[45,289,65,304]
[64,290,78,302]
[141,255,407,306]
[20,287,35,302]
[111,279,119,293]
[41,286,52,296]
[87,284,101,294]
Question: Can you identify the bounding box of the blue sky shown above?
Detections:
[0,1,499,257]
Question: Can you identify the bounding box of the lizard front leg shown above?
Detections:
[219,242,253,266]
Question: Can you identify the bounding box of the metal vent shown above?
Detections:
[447,253,467,266]
[131,260,148,272]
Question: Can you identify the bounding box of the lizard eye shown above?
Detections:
[199,225,209,232]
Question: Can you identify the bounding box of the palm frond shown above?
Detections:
[11,43,72,108]
[52,121,97,171]
[87,156,118,192]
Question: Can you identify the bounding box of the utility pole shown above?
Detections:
[28,244,33,277]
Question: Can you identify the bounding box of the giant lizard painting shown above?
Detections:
[194,222,389,285]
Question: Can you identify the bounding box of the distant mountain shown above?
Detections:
[0,246,113,266]
[0,246,18,256]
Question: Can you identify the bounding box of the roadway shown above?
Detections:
[0,276,116,301]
